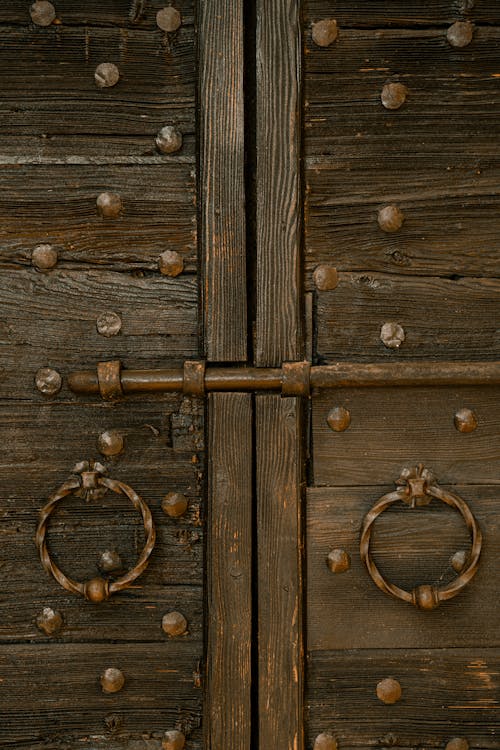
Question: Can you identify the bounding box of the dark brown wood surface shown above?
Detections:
[305,1,500,26]
[205,394,252,749]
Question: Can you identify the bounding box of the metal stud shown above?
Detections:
[30,1,56,26]
[96,311,122,338]
[156,125,183,154]
[100,667,125,694]
[445,739,469,750]
[162,730,186,750]
[84,577,109,603]
[36,607,63,636]
[326,406,351,432]
[450,550,468,573]
[32,244,58,271]
[156,7,182,32]
[378,204,404,233]
[313,265,339,291]
[326,549,350,574]
[380,322,405,349]
[311,19,338,47]
[158,250,184,277]
[162,611,188,637]
[454,408,478,433]
[376,677,402,704]
[35,367,62,396]
[314,734,338,750]
[95,63,120,89]
[98,550,123,574]
[162,492,188,518]
[447,21,474,48]
[98,430,125,457]
[96,192,123,219]
[381,82,407,110]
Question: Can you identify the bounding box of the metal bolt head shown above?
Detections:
[313,265,338,291]
[447,21,474,48]
[314,734,338,750]
[326,549,350,574]
[380,322,405,349]
[100,667,125,694]
[35,367,62,396]
[326,406,351,432]
[96,192,123,219]
[36,607,63,636]
[450,550,468,573]
[381,82,408,110]
[454,408,478,433]
[378,204,404,233]
[162,492,188,518]
[156,125,183,154]
[32,244,58,270]
[96,311,122,338]
[98,549,123,573]
[445,739,469,750]
[30,1,56,26]
[376,677,402,704]
[98,430,125,457]
[162,611,188,637]
[158,250,184,277]
[156,7,182,32]
[311,19,338,47]
[162,730,186,750]
[95,63,120,89]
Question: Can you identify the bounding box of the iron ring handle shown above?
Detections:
[36,462,156,603]
[359,465,482,610]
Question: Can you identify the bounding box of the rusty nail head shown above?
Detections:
[454,408,478,433]
[162,492,188,518]
[156,125,183,154]
[376,677,402,704]
[380,322,405,349]
[156,7,182,32]
[98,549,123,573]
[313,265,339,291]
[95,63,120,88]
[30,1,56,26]
[158,250,184,277]
[100,667,125,694]
[162,730,186,750]
[98,430,124,457]
[450,550,468,573]
[32,244,58,270]
[35,367,62,396]
[96,311,122,338]
[326,549,350,574]
[381,82,408,110]
[96,192,122,219]
[327,406,351,432]
[378,204,404,232]
[445,739,469,750]
[162,611,188,637]
[314,734,338,750]
[447,21,474,48]
[36,607,63,636]
[311,19,338,47]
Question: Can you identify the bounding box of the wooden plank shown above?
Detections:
[312,386,500,485]
[205,394,252,749]
[199,0,247,361]
[307,648,500,748]
[315,273,500,362]
[255,0,303,366]
[256,395,304,749]
[307,485,499,650]
[305,1,500,27]
[0,642,203,746]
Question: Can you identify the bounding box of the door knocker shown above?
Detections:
[359,465,482,610]
[36,461,156,602]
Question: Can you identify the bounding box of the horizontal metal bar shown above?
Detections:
[67,360,500,398]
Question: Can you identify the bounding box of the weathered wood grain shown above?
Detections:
[315,273,500,362]
[255,0,303,366]
[307,648,499,748]
[305,1,500,27]
[256,395,304,750]
[307,485,499,650]
[0,164,196,270]
[312,385,500,485]
[199,0,247,361]
[206,394,252,749]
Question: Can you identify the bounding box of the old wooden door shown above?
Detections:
[0,1,499,749]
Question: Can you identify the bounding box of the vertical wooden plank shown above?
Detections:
[255,0,303,366]
[205,393,252,749]
[199,0,247,362]
[256,395,304,749]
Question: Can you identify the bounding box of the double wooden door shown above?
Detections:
[0,1,498,748]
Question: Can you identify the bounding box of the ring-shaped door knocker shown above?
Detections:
[359,465,482,610]
[36,461,156,603]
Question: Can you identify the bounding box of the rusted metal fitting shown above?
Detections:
[97,360,123,401]
[282,361,311,397]
[183,360,206,396]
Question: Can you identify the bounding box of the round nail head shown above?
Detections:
[98,430,124,457]
[450,550,468,573]
[156,7,182,32]
[96,311,122,338]
[162,611,188,637]
[454,408,478,433]
[311,19,338,47]
[380,322,405,349]
[30,1,56,26]
[314,733,338,750]
[313,265,339,291]
[95,63,120,89]
[326,549,350,574]
[156,125,183,154]
[100,667,125,694]
[381,82,408,110]
[447,21,474,48]
[96,192,122,219]
[445,739,469,750]
[98,549,123,574]
[378,204,405,233]
[158,250,184,277]
[376,677,402,704]
[162,492,189,518]
[35,367,62,396]
[32,244,58,270]
[162,730,186,750]
[36,607,63,636]
[326,406,351,432]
